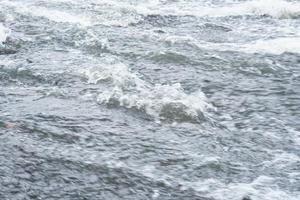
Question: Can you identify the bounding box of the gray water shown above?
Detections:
[1,0,300,200]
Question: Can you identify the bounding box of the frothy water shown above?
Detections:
[1,0,299,200]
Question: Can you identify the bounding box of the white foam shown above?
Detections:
[29,7,92,26]
[3,1,92,26]
[0,23,10,45]
[245,0,300,18]
[88,1,142,27]
[3,0,142,27]
[130,0,300,19]
[243,37,300,54]
[161,34,300,55]
[188,176,300,200]
[130,157,300,200]
[81,57,212,122]
[74,30,109,49]
[203,37,300,55]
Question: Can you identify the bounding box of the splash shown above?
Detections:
[82,57,212,122]
[0,23,10,45]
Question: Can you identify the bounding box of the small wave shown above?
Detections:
[3,1,92,26]
[3,0,140,27]
[81,57,212,122]
[162,34,300,55]
[132,0,300,19]
[145,51,196,65]
[0,65,46,85]
[242,37,300,54]
[0,23,10,45]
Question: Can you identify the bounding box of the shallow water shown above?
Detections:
[0,0,300,199]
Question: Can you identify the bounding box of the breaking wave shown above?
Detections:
[81,57,213,122]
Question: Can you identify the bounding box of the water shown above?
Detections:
[0,0,300,199]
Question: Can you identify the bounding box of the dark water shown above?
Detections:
[1,0,300,199]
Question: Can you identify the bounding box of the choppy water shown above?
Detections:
[1,0,300,199]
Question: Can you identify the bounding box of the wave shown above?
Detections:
[186,175,299,200]
[161,34,300,55]
[5,0,299,31]
[2,1,92,26]
[131,0,300,19]
[245,0,300,19]
[3,0,142,27]
[2,0,141,27]
[242,37,300,54]
[181,150,300,200]
[81,57,213,122]
[145,51,197,65]
[134,152,300,200]
[0,23,10,45]
[26,7,92,26]
[201,36,300,55]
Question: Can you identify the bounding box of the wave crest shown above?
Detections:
[133,0,300,19]
[82,58,212,122]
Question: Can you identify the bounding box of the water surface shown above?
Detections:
[1,0,300,199]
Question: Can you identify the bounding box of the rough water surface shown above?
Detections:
[0,0,300,200]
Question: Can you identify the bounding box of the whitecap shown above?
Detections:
[132,0,300,19]
[81,57,213,122]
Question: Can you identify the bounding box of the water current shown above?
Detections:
[0,0,300,199]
